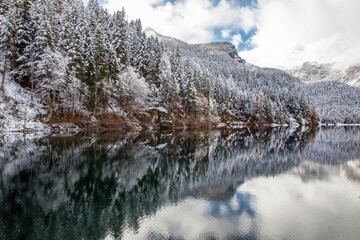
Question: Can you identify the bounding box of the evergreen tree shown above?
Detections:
[65,1,87,84]
[129,19,146,75]
[143,36,162,83]
[0,0,16,92]
[110,8,129,68]
[31,0,54,93]
[13,0,33,85]
[158,52,172,107]
[183,60,198,117]
[85,0,113,114]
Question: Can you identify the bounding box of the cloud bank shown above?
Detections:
[101,0,360,68]
[241,0,360,68]
[103,0,256,44]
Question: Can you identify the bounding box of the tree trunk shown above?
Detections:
[52,89,56,113]
[1,58,6,94]
[72,93,75,117]
[93,84,98,115]
[23,109,27,130]
[48,90,52,116]
[30,64,34,101]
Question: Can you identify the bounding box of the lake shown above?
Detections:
[0,127,360,240]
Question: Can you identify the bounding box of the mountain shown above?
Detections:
[287,62,360,124]
[145,28,316,126]
[145,28,246,63]
[289,61,360,87]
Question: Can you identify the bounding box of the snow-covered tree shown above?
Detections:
[110,8,129,68]
[119,67,149,116]
[0,1,16,93]
[38,47,67,115]
[129,19,146,75]
[158,52,172,106]
[13,0,32,84]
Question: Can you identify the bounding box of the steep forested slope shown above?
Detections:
[149,29,317,125]
[305,81,360,124]
[288,62,360,124]
[1,0,317,131]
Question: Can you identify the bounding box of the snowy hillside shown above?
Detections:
[305,81,360,124]
[287,62,360,124]
[0,79,50,131]
[146,28,316,126]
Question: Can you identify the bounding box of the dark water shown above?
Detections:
[0,127,360,240]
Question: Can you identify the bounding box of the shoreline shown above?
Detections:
[2,119,358,134]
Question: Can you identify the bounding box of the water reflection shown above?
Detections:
[0,127,359,239]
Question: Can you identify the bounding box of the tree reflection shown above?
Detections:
[0,127,359,239]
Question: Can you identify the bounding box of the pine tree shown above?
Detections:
[158,52,172,107]
[13,0,33,85]
[84,0,114,114]
[65,1,86,84]
[169,47,183,112]
[129,19,146,75]
[0,0,16,93]
[31,0,54,93]
[110,8,129,68]
[183,60,198,117]
[143,36,162,82]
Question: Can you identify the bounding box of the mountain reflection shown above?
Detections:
[0,127,359,240]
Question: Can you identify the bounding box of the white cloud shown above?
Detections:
[221,29,232,39]
[100,0,360,68]
[102,0,256,44]
[231,34,243,48]
[240,0,360,68]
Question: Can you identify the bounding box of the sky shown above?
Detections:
[93,0,360,69]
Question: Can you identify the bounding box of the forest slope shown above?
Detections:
[288,62,360,124]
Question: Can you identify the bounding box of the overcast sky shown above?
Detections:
[96,0,360,69]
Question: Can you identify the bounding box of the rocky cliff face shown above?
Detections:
[145,28,246,64]
[193,42,247,63]
[343,65,360,86]
[289,61,360,87]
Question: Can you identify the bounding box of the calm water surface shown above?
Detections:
[0,127,360,240]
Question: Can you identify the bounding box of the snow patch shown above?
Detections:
[230,122,245,128]
[148,107,168,114]
[0,79,50,132]
[155,143,168,149]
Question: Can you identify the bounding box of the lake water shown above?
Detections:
[0,127,360,240]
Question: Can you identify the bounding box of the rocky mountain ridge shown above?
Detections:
[289,61,360,87]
